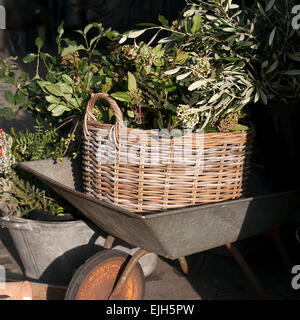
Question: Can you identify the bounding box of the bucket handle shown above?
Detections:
[83,93,125,142]
[0,216,37,232]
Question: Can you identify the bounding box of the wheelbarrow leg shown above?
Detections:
[265,229,293,271]
[178,256,189,274]
[108,249,149,300]
[104,235,116,249]
[225,242,274,300]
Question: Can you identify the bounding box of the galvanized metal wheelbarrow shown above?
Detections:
[17,158,300,300]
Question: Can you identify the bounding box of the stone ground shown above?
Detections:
[1,230,300,300]
[1,38,300,301]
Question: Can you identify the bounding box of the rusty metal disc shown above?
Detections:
[65,249,145,300]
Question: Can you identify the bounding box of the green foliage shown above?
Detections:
[0,2,258,134]
[9,121,79,163]
[0,123,81,218]
[0,22,122,153]
[117,0,257,130]
[250,0,300,104]
[1,170,80,218]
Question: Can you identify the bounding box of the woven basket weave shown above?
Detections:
[82,93,254,213]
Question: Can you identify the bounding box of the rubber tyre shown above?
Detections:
[65,249,145,300]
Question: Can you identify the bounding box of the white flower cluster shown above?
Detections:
[191,56,211,79]
[123,44,159,74]
[176,104,200,129]
[0,129,15,178]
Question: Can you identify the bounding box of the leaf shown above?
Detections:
[258,89,268,105]
[265,60,278,74]
[284,70,300,75]
[74,29,84,36]
[206,15,217,21]
[15,93,26,105]
[111,92,131,102]
[127,110,135,118]
[236,41,253,48]
[224,57,240,62]
[59,83,73,94]
[128,71,137,91]
[0,107,16,120]
[262,60,269,68]
[57,22,64,37]
[61,74,74,85]
[287,53,300,62]
[205,126,218,133]
[35,37,43,50]
[69,98,81,108]
[119,36,128,44]
[61,45,85,57]
[269,28,276,46]
[188,79,210,91]
[257,2,266,16]
[84,72,94,87]
[47,104,58,112]
[176,71,192,81]
[208,93,221,103]
[4,91,15,105]
[127,29,147,39]
[265,0,276,12]
[175,51,190,64]
[23,53,37,63]
[223,27,236,32]
[157,113,164,129]
[44,84,65,97]
[21,72,30,81]
[245,87,255,100]
[164,67,181,75]
[158,37,173,44]
[165,103,177,112]
[46,96,61,104]
[158,14,169,27]
[90,35,101,47]
[183,9,197,17]
[63,38,77,46]
[230,124,249,131]
[191,13,202,34]
[79,59,88,73]
[84,23,94,35]
[51,105,70,116]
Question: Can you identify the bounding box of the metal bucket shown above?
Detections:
[0,209,158,286]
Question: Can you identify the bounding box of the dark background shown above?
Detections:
[1,0,253,54]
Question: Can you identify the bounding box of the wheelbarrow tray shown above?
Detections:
[17,158,300,260]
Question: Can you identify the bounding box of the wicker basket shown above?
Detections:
[83,93,254,213]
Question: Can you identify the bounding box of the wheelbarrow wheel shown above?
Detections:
[65,249,145,300]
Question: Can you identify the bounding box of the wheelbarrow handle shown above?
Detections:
[0,216,36,232]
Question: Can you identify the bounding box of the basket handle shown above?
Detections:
[83,93,125,139]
